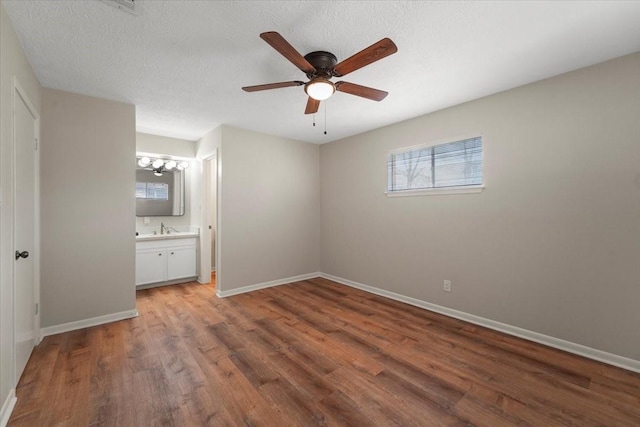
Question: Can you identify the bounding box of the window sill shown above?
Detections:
[385,185,485,197]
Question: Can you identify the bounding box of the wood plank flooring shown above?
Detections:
[9,277,640,426]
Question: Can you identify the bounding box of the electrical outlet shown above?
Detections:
[443,280,452,292]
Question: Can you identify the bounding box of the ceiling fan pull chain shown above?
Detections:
[324,103,327,135]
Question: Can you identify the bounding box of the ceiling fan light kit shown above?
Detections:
[242,31,397,114]
[305,78,335,101]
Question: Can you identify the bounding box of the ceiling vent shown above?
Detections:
[99,0,141,16]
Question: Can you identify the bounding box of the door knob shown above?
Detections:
[15,250,29,260]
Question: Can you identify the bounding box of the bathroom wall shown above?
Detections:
[0,1,42,415]
[137,132,195,158]
[135,132,197,232]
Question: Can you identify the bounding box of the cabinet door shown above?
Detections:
[136,250,167,285]
[167,246,196,280]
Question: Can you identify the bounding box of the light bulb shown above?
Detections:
[165,160,177,170]
[179,161,189,169]
[305,78,335,101]
[138,156,151,167]
[152,159,164,169]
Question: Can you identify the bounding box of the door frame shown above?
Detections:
[12,77,41,384]
[199,150,221,293]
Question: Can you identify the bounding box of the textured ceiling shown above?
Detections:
[4,1,640,144]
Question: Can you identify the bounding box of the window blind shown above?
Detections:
[388,137,482,192]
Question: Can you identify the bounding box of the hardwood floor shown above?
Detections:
[9,277,640,426]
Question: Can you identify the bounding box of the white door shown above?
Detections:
[167,246,196,280]
[14,82,38,383]
[135,249,167,285]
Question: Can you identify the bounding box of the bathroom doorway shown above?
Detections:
[199,151,219,292]
[208,155,217,288]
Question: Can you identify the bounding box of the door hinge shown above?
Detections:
[35,303,39,315]
[34,138,39,151]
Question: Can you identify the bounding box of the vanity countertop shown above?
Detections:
[136,231,199,242]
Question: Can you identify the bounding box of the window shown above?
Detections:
[136,182,169,200]
[387,136,483,195]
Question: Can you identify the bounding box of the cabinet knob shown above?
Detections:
[158,253,162,256]
[171,252,174,255]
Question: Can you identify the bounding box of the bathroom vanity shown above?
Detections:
[135,231,198,288]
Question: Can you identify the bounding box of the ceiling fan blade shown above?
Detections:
[305,97,320,114]
[260,32,316,74]
[335,81,388,101]
[332,38,398,77]
[242,81,305,92]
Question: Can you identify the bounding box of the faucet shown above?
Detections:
[160,222,167,235]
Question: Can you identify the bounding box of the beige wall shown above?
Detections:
[218,126,320,291]
[320,53,640,360]
[0,1,42,410]
[196,125,221,160]
[41,88,136,327]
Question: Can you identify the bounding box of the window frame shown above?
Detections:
[386,135,485,197]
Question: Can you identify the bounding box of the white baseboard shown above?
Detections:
[137,277,197,290]
[0,389,16,427]
[217,272,321,298]
[41,309,139,338]
[320,273,640,374]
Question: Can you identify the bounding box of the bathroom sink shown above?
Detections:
[136,231,198,241]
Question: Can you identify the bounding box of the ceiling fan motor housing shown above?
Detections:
[304,51,338,78]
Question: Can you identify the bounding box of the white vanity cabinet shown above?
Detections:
[136,249,167,285]
[166,246,196,280]
[135,237,197,287]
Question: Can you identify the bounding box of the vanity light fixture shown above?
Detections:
[137,157,189,177]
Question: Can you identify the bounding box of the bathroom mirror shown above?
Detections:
[136,168,185,216]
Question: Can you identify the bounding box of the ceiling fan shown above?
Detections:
[242,32,398,114]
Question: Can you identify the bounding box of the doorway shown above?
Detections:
[209,156,217,288]
[199,152,219,292]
